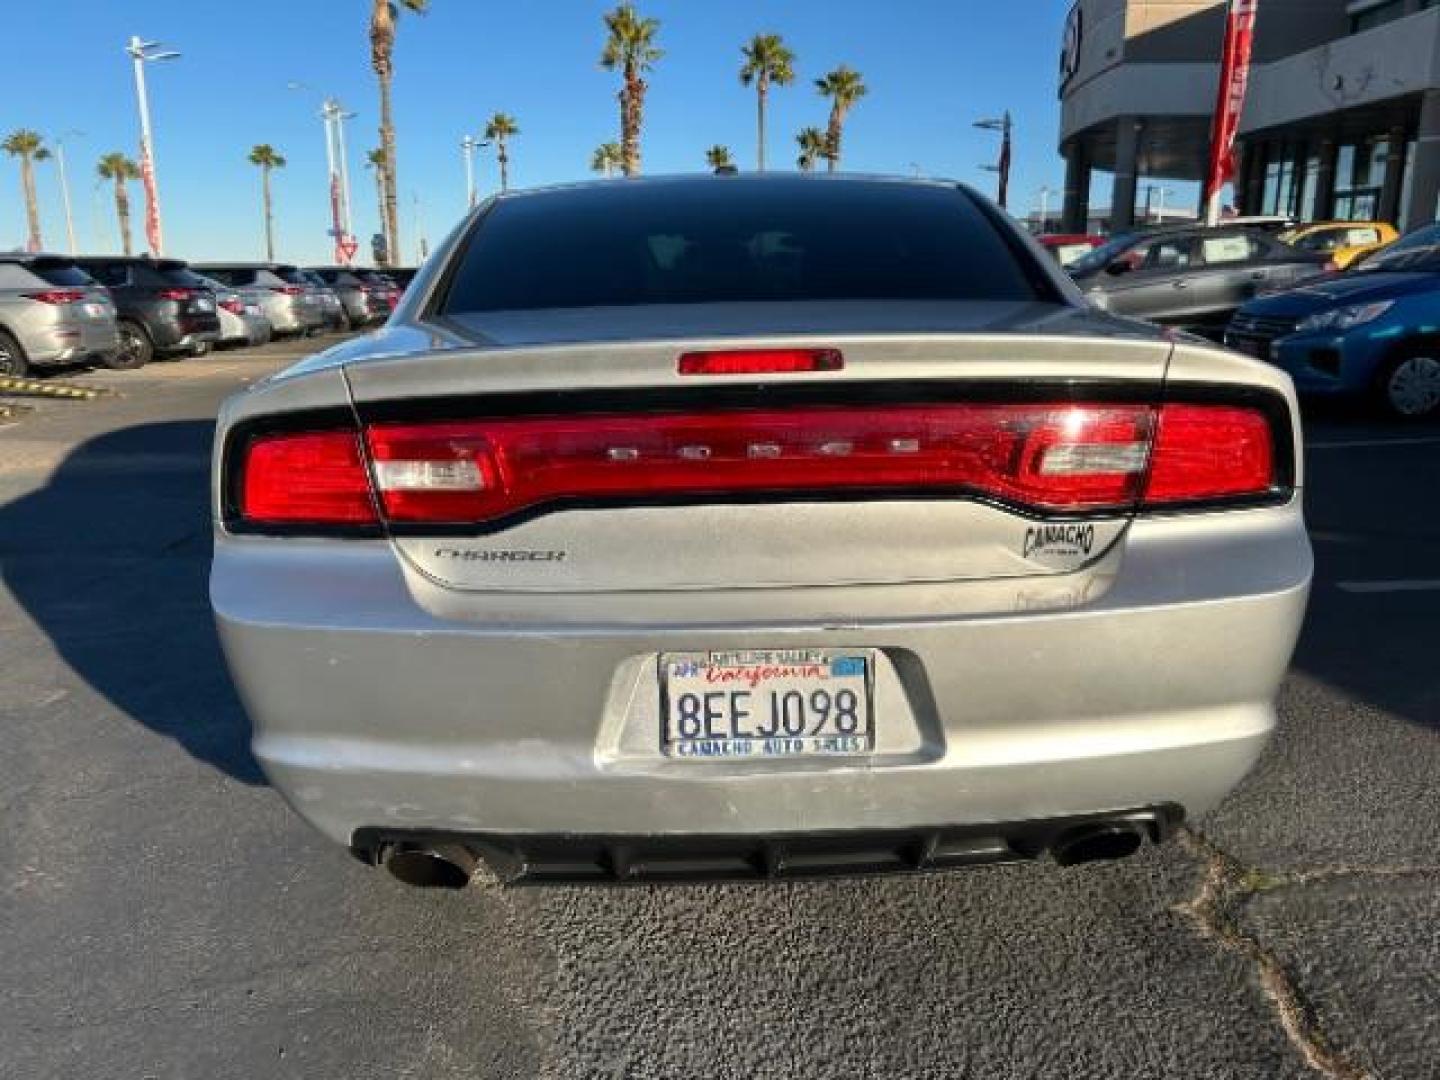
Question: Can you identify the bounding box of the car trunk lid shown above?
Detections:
[341,306,1173,594]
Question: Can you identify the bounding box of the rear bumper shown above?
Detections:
[213,503,1311,849]
[354,805,1183,883]
[23,322,120,365]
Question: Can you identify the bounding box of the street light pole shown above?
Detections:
[290,83,359,265]
[333,105,356,243]
[460,135,490,210]
[1037,185,1054,233]
[52,132,83,254]
[974,111,1013,210]
[126,36,179,256]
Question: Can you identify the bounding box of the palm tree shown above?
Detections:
[704,145,734,171]
[814,65,868,172]
[247,145,286,262]
[739,33,795,172]
[590,142,623,178]
[599,3,662,177]
[795,127,826,173]
[365,148,389,264]
[96,152,141,255]
[484,113,520,192]
[4,130,50,251]
[370,0,429,266]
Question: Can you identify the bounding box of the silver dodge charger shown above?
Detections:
[211,175,1312,888]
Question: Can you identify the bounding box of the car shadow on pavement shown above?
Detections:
[0,420,263,784]
[1293,405,1440,733]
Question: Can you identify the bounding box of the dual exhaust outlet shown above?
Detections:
[377,818,1152,889]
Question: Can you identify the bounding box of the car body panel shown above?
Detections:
[210,176,1311,871]
[194,263,326,335]
[1072,227,1324,332]
[72,255,221,355]
[1228,267,1440,396]
[1279,220,1399,270]
[0,256,119,367]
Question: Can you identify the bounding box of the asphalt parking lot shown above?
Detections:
[2,337,1437,1080]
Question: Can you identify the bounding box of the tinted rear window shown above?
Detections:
[155,263,208,287]
[273,266,309,285]
[30,259,95,287]
[441,181,1051,313]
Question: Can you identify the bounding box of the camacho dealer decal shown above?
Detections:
[1022,524,1095,561]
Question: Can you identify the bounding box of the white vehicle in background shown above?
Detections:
[195,274,271,348]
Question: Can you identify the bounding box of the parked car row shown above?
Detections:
[1227,222,1440,418]
[0,253,402,377]
[1037,215,1438,417]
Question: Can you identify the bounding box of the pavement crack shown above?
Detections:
[1173,826,1379,1080]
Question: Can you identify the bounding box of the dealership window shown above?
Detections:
[1400,139,1418,228]
[1298,151,1321,221]
[1261,141,1307,218]
[1333,138,1387,220]
[1263,150,1291,216]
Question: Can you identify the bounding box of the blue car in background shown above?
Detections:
[1226,222,1440,418]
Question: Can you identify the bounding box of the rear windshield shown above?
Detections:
[155,263,209,287]
[441,181,1053,313]
[273,266,309,285]
[30,259,95,287]
[1067,235,1138,275]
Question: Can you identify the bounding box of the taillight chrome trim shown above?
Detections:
[219,380,1296,537]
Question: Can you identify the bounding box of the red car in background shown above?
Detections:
[1038,233,1105,268]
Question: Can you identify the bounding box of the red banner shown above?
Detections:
[1204,0,1259,217]
[140,142,163,255]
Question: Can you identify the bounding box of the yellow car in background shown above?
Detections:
[1279,221,1399,269]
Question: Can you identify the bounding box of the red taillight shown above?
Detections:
[158,287,195,301]
[233,402,1281,530]
[363,404,1162,524]
[240,431,378,525]
[677,348,844,376]
[1143,404,1275,504]
[24,289,87,305]
[271,285,306,296]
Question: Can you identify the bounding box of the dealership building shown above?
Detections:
[1059,0,1440,232]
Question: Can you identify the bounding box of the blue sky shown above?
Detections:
[2,0,1085,265]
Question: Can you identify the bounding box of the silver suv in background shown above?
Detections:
[194,274,271,348]
[305,266,399,326]
[296,270,349,332]
[0,254,119,376]
[194,263,326,337]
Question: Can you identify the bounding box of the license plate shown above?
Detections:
[661,649,872,759]
[193,297,215,312]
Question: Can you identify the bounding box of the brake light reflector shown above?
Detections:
[23,290,87,305]
[1143,404,1275,503]
[240,431,377,524]
[157,287,196,301]
[677,348,844,376]
[271,285,307,296]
